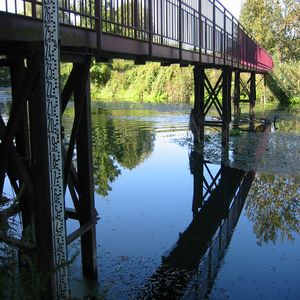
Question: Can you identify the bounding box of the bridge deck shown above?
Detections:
[0,0,273,72]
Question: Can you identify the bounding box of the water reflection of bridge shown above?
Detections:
[139,151,255,299]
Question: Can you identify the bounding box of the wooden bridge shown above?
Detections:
[0,0,273,298]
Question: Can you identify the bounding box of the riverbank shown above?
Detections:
[82,60,299,104]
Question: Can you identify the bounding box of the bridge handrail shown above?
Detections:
[0,0,273,71]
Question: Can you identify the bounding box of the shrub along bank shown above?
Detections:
[61,59,299,105]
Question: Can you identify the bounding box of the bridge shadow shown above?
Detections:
[138,150,255,299]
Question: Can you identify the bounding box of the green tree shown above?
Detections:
[240,0,300,61]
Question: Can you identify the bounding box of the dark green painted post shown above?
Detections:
[193,65,205,143]
[29,51,56,299]
[222,67,232,146]
[249,72,256,119]
[75,62,98,279]
[233,71,240,127]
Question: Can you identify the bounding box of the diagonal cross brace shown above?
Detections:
[204,73,223,118]
[0,52,39,195]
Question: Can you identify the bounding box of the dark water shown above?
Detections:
[1,88,299,299]
[62,101,300,299]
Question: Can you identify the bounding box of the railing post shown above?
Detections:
[95,0,102,53]
[134,0,138,38]
[148,0,153,56]
[223,8,226,65]
[199,0,202,63]
[213,0,216,64]
[179,0,182,61]
[231,15,234,67]
[32,0,37,18]
[237,23,240,69]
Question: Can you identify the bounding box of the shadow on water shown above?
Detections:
[138,150,255,299]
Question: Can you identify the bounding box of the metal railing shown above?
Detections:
[0,0,274,71]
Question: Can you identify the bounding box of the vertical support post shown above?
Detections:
[222,67,232,146]
[193,65,205,143]
[263,74,266,104]
[42,0,69,297]
[75,66,98,279]
[249,72,256,119]
[29,52,56,299]
[233,71,240,124]
[11,59,33,234]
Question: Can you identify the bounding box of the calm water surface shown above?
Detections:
[1,88,299,299]
[62,101,300,299]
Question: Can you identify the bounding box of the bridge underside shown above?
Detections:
[0,13,267,73]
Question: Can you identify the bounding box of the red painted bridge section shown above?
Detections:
[0,0,273,72]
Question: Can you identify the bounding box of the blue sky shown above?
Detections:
[219,0,243,19]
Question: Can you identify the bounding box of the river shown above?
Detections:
[63,101,299,299]
[0,89,299,299]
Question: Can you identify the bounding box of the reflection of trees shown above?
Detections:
[246,174,300,244]
[92,108,121,196]
[92,108,155,196]
[110,118,154,170]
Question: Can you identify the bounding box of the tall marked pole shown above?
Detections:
[42,0,69,297]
